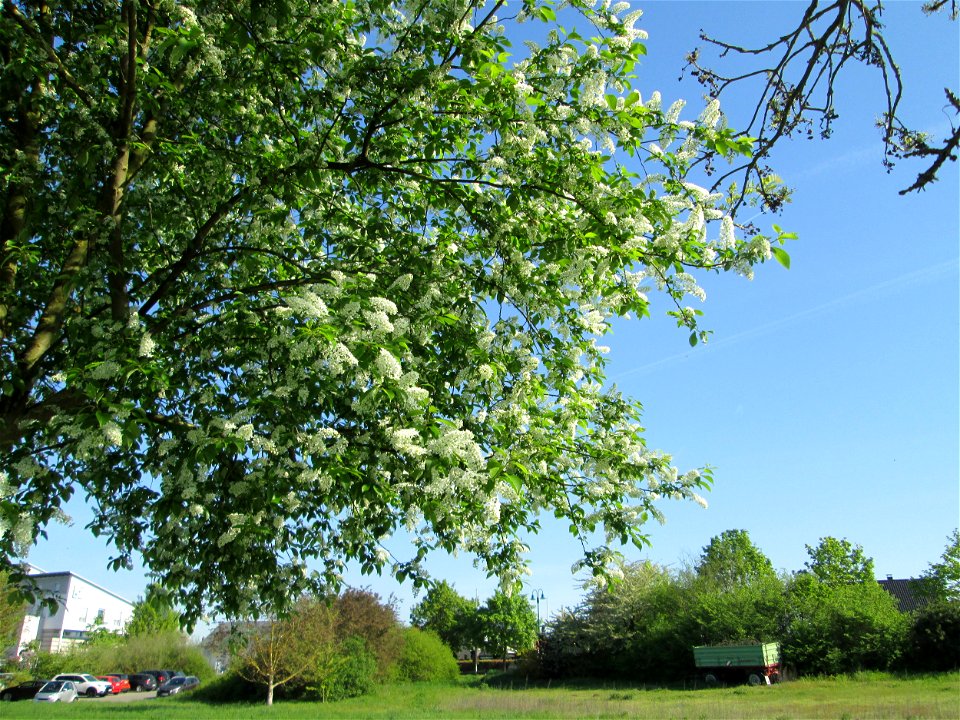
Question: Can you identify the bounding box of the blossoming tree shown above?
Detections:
[0,0,791,625]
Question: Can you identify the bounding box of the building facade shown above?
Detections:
[12,570,134,655]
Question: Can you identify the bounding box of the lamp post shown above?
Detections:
[530,589,546,628]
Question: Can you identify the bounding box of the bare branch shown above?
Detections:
[686,0,957,201]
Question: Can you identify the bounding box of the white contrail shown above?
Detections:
[612,257,959,379]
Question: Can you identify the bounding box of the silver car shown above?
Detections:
[34,680,78,703]
[52,673,111,697]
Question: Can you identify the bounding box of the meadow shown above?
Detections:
[2,672,957,719]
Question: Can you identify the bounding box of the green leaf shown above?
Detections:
[771,246,791,269]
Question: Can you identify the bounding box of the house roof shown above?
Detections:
[878,576,927,613]
[27,570,134,607]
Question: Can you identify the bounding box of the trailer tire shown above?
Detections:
[769,672,780,684]
[704,674,718,686]
[747,673,762,686]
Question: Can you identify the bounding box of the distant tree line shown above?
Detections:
[529,530,959,681]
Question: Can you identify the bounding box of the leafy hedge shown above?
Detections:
[395,628,459,683]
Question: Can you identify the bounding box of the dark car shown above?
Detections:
[128,673,158,692]
[139,669,173,685]
[1,680,48,702]
[156,676,199,697]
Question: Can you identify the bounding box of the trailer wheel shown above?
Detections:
[747,673,762,686]
[769,672,780,684]
[704,673,718,686]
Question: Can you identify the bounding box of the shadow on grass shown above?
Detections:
[471,670,711,693]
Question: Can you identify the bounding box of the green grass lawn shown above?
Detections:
[2,672,957,719]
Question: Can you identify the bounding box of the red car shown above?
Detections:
[103,675,131,693]
[96,676,122,694]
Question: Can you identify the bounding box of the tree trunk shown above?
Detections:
[266,679,274,706]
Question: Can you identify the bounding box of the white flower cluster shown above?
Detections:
[389,428,427,458]
[285,289,329,318]
[375,348,403,380]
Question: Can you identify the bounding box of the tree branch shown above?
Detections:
[3,1,93,108]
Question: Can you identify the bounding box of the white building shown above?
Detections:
[13,569,134,655]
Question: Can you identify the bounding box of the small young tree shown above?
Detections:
[236,599,337,706]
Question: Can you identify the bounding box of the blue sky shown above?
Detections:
[25,2,958,628]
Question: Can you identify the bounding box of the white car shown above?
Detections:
[34,680,78,703]
[52,674,111,697]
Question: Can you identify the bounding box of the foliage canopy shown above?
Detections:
[1,0,791,624]
[804,536,876,586]
[695,528,777,591]
[409,580,477,654]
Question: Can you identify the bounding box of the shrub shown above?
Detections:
[22,630,214,682]
[27,649,74,679]
[191,670,263,704]
[395,627,459,683]
[904,601,960,671]
[334,590,403,680]
[306,636,377,702]
[782,575,909,675]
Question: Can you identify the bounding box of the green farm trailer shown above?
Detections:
[692,642,781,685]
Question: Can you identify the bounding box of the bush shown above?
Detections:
[21,631,214,682]
[306,636,377,702]
[904,601,960,671]
[26,650,67,679]
[334,590,403,680]
[191,670,264,704]
[782,576,909,675]
[395,627,459,683]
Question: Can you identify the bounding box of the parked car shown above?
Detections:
[33,680,78,703]
[156,676,200,697]
[52,673,111,697]
[96,675,123,694]
[1,680,48,702]
[102,674,131,693]
[128,673,157,692]
[139,669,173,685]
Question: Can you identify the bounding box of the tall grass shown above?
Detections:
[1,672,956,719]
